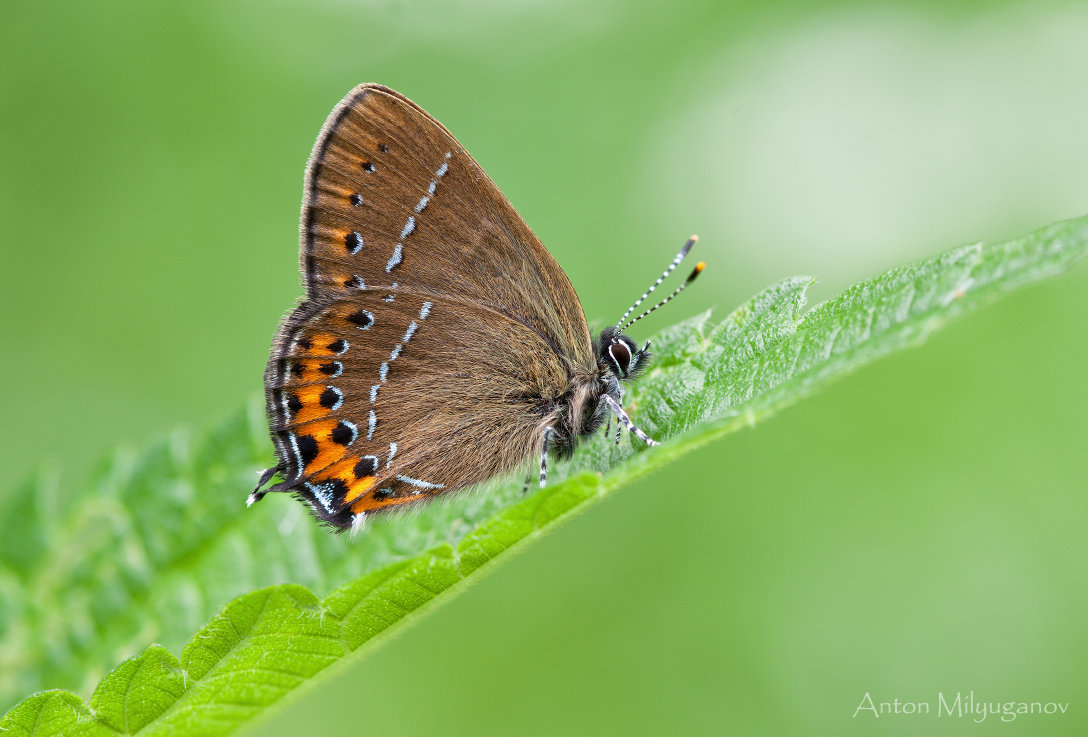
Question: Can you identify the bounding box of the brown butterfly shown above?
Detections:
[250,84,703,532]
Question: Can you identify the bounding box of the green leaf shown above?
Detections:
[2,215,1086,736]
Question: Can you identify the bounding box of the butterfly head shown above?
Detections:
[595,326,650,382]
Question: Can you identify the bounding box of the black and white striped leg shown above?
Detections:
[602,394,659,447]
[613,385,625,445]
[538,428,553,488]
[522,462,533,494]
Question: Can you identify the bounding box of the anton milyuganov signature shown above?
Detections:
[853,691,1069,723]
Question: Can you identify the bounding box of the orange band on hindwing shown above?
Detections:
[349,486,435,515]
[307,455,378,506]
[344,476,377,503]
[285,417,361,477]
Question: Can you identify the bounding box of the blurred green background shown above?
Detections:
[3,1,1087,735]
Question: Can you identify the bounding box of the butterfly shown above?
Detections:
[250,84,703,532]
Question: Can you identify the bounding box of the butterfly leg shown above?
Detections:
[613,385,625,445]
[522,462,533,495]
[603,387,614,438]
[602,394,659,447]
[538,427,553,488]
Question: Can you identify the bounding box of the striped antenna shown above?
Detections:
[619,260,705,332]
[615,236,698,329]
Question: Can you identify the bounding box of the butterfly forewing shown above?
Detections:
[267,289,568,527]
[301,84,593,366]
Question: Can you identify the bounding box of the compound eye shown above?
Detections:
[608,340,632,375]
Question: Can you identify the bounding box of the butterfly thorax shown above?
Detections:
[547,327,651,459]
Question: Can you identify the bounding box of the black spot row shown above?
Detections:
[292,421,355,471]
[320,387,341,409]
[344,230,363,254]
[331,420,355,445]
[348,309,373,329]
[353,456,376,478]
[297,434,319,466]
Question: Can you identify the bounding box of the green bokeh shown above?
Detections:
[2,1,1086,735]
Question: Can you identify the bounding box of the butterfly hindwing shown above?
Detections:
[266,289,570,529]
[300,83,594,370]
